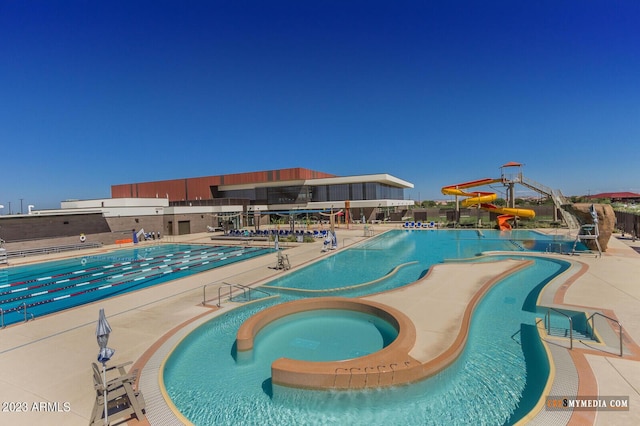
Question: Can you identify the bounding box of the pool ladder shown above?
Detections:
[18,303,35,323]
[0,304,34,329]
[202,282,270,307]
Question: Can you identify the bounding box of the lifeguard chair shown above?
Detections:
[571,204,602,257]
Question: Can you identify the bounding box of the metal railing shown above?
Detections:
[18,302,35,323]
[333,368,348,387]
[203,282,270,307]
[363,226,375,237]
[545,308,573,349]
[6,242,103,258]
[587,312,623,357]
[342,238,357,248]
[519,177,579,229]
[348,367,361,387]
[551,190,579,230]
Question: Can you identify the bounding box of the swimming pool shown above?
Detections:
[265,229,581,293]
[0,244,273,327]
[163,230,578,425]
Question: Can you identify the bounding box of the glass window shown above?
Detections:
[220,189,255,200]
[267,186,309,204]
[328,184,349,201]
[350,183,364,200]
[311,185,328,202]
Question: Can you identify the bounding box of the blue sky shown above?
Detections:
[1,1,638,211]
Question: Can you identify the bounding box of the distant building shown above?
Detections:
[111,167,413,211]
[0,168,414,244]
[588,192,640,204]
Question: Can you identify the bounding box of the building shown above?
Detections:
[588,192,640,204]
[111,167,414,228]
[0,168,413,246]
[112,167,412,209]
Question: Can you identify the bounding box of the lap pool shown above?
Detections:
[163,230,580,425]
[0,244,273,327]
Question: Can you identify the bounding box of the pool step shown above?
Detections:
[547,327,596,341]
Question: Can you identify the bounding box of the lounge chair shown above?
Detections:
[415,222,422,228]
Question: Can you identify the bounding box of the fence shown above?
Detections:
[615,211,639,238]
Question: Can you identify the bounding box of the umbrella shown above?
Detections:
[96,308,114,363]
[96,308,115,425]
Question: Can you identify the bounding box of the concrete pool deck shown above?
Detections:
[0,227,639,425]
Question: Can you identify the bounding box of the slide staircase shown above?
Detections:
[520,177,579,230]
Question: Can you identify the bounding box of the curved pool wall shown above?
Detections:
[0,243,273,326]
[163,230,574,425]
[250,308,399,362]
[265,229,580,292]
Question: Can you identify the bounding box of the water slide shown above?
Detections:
[441,178,535,230]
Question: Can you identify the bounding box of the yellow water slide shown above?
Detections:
[441,178,535,230]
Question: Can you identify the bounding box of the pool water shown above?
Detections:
[252,309,398,362]
[0,244,273,326]
[267,229,579,292]
[163,230,577,425]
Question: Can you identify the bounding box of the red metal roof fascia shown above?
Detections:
[590,192,640,199]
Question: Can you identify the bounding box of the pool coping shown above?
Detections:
[237,297,417,389]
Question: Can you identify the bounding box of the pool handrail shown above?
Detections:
[205,282,271,307]
[342,237,357,247]
[545,307,573,349]
[18,302,35,323]
[587,311,623,357]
